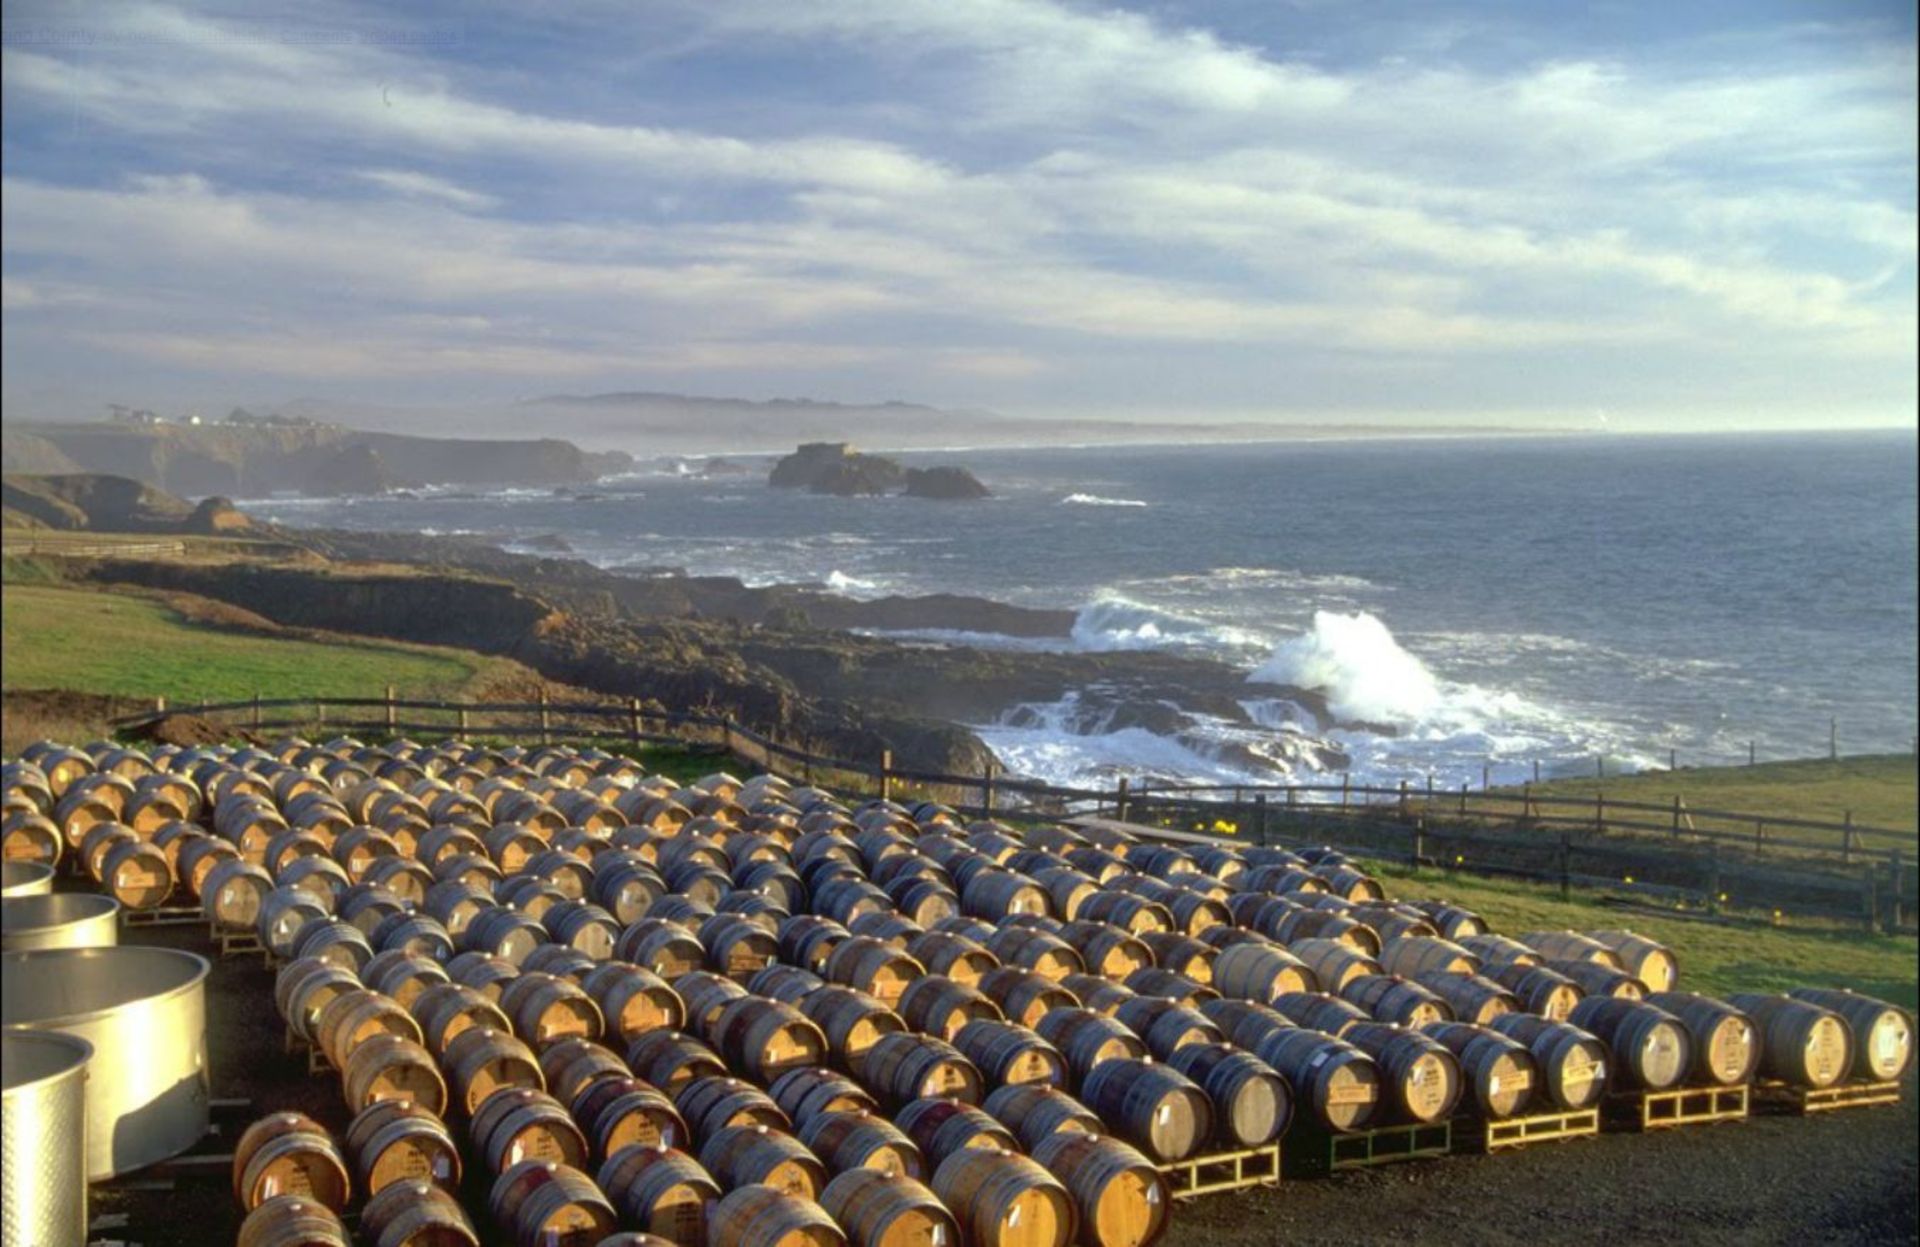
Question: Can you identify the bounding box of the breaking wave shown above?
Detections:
[1061,493,1149,508]
[1069,595,1268,654]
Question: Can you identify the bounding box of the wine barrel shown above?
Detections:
[1270,991,1369,1037]
[900,976,1004,1042]
[471,1086,590,1175]
[706,1183,847,1247]
[676,1075,791,1144]
[799,987,907,1079]
[1342,1023,1462,1124]
[617,919,708,980]
[1252,1029,1380,1132]
[770,1067,881,1131]
[1725,993,1853,1089]
[358,1179,480,1247]
[1283,939,1379,992]
[1419,1022,1537,1119]
[233,1112,351,1211]
[800,1109,924,1179]
[1165,1042,1291,1147]
[826,937,927,1007]
[340,1033,448,1115]
[1567,997,1691,1091]
[1459,933,1541,966]
[414,982,514,1056]
[235,1196,351,1247]
[1786,987,1914,1082]
[982,1084,1103,1151]
[713,996,831,1084]
[1060,974,1135,1018]
[1645,992,1760,1086]
[820,1169,960,1247]
[862,1032,985,1108]
[1543,959,1647,1000]
[954,1019,1069,1089]
[363,951,450,1011]
[1481,962,1583,1021]
[984,927,1085,982]
[625,1030,727,1094]
[701,1124,830,1200]
[1196,998,1293,1052]
[933,1148,1076,1247]
[489,1160,617,1247]
[979,967,1080,1029]
[1585,930,1678,993]
[1414,972,1519,1026]
[1134,932,1214,984]
[581,962,685,1043]
[1078,1059,1212,1163]
[344,1099,461,1197]
[500,971,605,1045]
[316,989,421,1071]
[1486,1014,1609,1109]
[1341,975,1452,1027]
[444,1026,544,1116]
[1119,968,1215,1006]
[1377,936,1478,981]
[1030,1129,1169,1247]
[576,1078,688,1160]
[1521,930,1623,969]
[1055,922,1152,982]
[896,1098,1018,1167]
[1034,1009,1147,1089]
[1210,942,1318,1005]
[1405,901,1488,941]
[704,914,782,983]
[908,931,1000,985]
[1112,997,1222,1060]
[598,1144,721,1245]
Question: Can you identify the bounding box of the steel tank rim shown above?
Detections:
[0,945,212,1028]
[1,1026,95,1095]
[1,860,56,897]
[2,893,123,948]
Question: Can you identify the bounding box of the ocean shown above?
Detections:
[245,430,1919,792]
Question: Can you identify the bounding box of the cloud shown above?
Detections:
[354,169,498,210]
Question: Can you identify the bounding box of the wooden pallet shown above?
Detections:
[1454,1107,1601,1153]
[1284,1120,1451,1178]
[1607,1084,1748,1131]
[283,1026,333,1074]
[1753,1079,1903,1115]
[1159,1143,1281,1200]
[213,923,268,959]
[121,904,203,928]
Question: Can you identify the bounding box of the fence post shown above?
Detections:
[1594,792,1605,834]
[1522,782,1534,820]
[385,684,396,736]
[1411,818,1425,869]
[1482,763,1490,791]
[1596,754,1604,780]
[879,750,893,803]
[1254,793,1268,847]
[1830,717,1838,761]
[1669,747,1677,772]
[983,760,996,816]
[1531,758,1540,785]
[457,704,469,736]
[1558,830,1571,901]
[1888,850,1905,933]
[155,694,167,715]
[537,689,551,746]
[1706,843,1721,916]
[628,697,641,744]
[315,698,325,729]
[252,692,263,732]
[1671,794,1682,839]
[1861,861,1878,933]
[1115,777,1130,822]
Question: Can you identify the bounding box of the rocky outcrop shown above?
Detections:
[182,496,259,534]
[769,443,905,495]
[904,466,990,500]
[304,444,405,496]
[2,473,195,532]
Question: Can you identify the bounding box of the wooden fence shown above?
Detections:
[107,692,1915,931]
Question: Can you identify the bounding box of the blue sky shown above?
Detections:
[2,0,1914,429]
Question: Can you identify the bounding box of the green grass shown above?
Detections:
[1507,754,1917,834]
[1371,861,1919,1008]
[2,583,500,704]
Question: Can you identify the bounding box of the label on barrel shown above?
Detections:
[506,1125,567,1167]
[371,1139,454,1189]
[650,1190,706,1242]
[607,1110,666,1152]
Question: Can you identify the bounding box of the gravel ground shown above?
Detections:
[88,921,1919,1247]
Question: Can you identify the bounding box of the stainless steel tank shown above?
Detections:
[1,894,121,952]
[2,1029,92,1247]
[0,862,54,898]
[1,946,210,1179]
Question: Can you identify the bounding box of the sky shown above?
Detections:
[2,0,1916,431]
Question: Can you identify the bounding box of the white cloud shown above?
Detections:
[355,169,498,210]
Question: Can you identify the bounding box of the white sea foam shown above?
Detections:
[1061,493,1149,508]
[825,570,884,596]
[1248,610,1455,725]
[1070,595,1268,653]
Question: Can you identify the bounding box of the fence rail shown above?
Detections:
[105,692,1914,930]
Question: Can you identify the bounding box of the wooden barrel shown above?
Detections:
[1283,939,1379,993]
[1520,930,1623,969]
[799,987,907,1079]
[713,996,831,1083]
[293,920,377,976]
[963,869,1052,921]
[752,965,828,1005]
[984,927,1084,982]
[461,906,548,966]
[358,1178,480,1247]
[235,1195,352,1247]
[1034,868,1100,921]
[340,1032,448,1115]
[414,982,514,1056]
[701,1123,831,1199]
[1268,991,1366,1037]
[1645,992,1761,1086]
[781,916,853,974]
[576,1078,689,1160]
[1459,933,1541,966]
[590,855,667,925]
[1112,998,1222,1060]
[800,1109,924,1179]
[1405,901,1488,941]
[1076,891,1173,935]
[982,1084,1103,1151]
[363,951,450,1011]
[444,1026,545,1116]
[99,838,174,910]
[1252,1029,1380,1132]
[900,976,1004,1042]
[1412,972,1517,1026]
[581,962,685,1042]
[1197,998,1294,1052]
[1585,930,1678,993]
[1056,922,1153,982]
[344,1099,461,1197]
[675,971,748,1038]
[1030,1130,1169,1247]
[676,1075,792,1144]
[1119,968,1214,1006]
[954,1020,1068,1089]
[1486,1014,1609,1109]
[1725,993,1853,1089]
[1419,1022,1537,1119]
[233,1112,351,1211]
[896,1098,1018,1168]
[617,919,708,979]
[500,971,606,1045]
[933,1149,1076,1247]
[1567,997,1691,1091]
[1543,959,1647,1000]
[770,1068,880,1131]
[863,1032,985,1108]
[979,967,1080,1029]
[1340,1023,1461,1124]
[1377,936,1478,981]
[1787,987,1914,1081]
[1481,962,1583,1021]
[471,1086,590,1175]
[317,989,422,1070]
[1210,942,1318,1005]
[1034,1010,1147,1088]
[1060,975,1134,1018]
[489,1160,617,1247]
[200,858,275,930]
[1165,1042,1290,1147]
[706,1184,847,1247]
[820,1169,960,1247]
[825,937,927,1007]
[1341,975,1452,1027]
[597,1144,722,1245]
[704,914,782,982]
[905,931,999,985]
[1078,1059,1212,1163]
[541,899,620,959]
[625,1030,727,1094]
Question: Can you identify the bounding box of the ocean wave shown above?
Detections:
[1069,594,1268,654]
[1061,493,1149,508]
[825,569,885,596]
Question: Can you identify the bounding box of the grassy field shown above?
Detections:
[1,583,507,704]
[1507,754,1917,833]
[1371,861,1919,1007]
